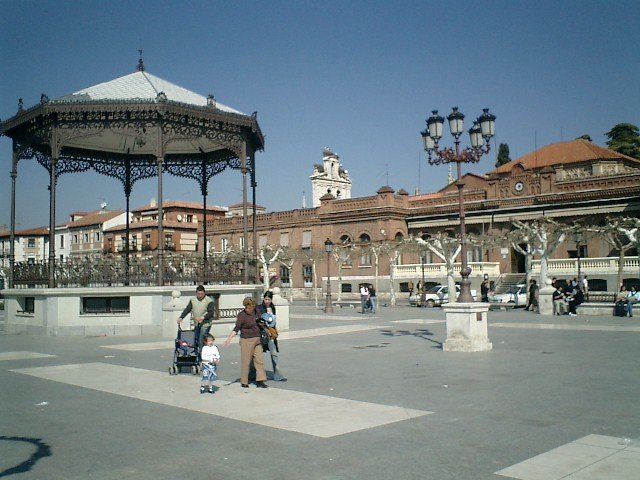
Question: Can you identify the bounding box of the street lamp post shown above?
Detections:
[421,107,496,303]
[574,230,583,281]
[324,238,334,313]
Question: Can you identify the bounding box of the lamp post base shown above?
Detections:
[324,295,334,313]
[442,302,492,352]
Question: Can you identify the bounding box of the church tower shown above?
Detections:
[309,148,352,207]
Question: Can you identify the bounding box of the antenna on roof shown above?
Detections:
[137,48,145,72]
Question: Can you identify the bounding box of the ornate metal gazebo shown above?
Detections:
[1,59,264,288]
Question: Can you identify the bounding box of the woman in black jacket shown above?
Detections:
[256,291,287,382]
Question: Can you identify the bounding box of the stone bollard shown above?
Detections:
[538,279,555,316]
[271,287,290,331]
[162,290,189,338]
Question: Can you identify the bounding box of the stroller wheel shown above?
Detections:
[169,365,177,375]
[191,365,198,375]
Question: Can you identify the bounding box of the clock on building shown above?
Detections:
[514,181,524,193]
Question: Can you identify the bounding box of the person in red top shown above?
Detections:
[223,297,268,388]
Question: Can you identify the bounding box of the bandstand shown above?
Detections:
[0,60,266,336]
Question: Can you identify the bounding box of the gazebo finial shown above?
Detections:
[137,49,145,72]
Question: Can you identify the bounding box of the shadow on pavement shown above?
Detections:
[0,436,52,478]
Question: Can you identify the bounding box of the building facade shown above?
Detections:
[202,140,640,295]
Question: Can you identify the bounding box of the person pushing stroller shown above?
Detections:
[177,285,215,351]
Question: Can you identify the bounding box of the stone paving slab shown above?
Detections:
[0,351,56,361]
[495,434,640,479]
[12,362,431,438]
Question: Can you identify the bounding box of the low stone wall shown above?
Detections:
[2,284,264,337]
[576,302,616,316]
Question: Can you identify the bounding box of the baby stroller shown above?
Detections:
[168,327,201,375]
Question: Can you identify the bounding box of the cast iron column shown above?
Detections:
[9,146,18,288]
[240,141,249,284]
[156,156,164,286]
[455,148,474,302]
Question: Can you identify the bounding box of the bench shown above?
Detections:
[576,302,615,316]
[332,301,360,309]
[489,302,516,311]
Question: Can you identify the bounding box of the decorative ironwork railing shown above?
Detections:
[11,254,257,288]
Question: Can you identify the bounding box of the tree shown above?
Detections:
[576,134,592,141]
[279,246,304,303]
[593,217,639,289]
[511,219,570,285]
[605,123,640,159]
[495,143,511,167]
[411,232,461,296]
[331,243,355,302]
[257,245,283,293]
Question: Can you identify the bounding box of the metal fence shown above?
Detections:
[11,254,257,288]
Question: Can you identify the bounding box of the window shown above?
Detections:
[259,235,268,247]
[74,234,79,244]
[27,257,35,265]
[144,234,151,246]
[131,235,137,249]
[27,238,36,248]
[84,233,89,243]
[165,234,173,247]
[302,265,313,287]
[186,214,193,223]
[82,297,130,314]
[302,231,312,249]
[59,254,64,262]
[280,265,290,286]
[59,235,64,248]
[239,237,245,249]
[221,238,229,252]
[359,234,371,266]
[341,283,352,293]
[280,233,289,247]
[18,296,35,314]
[95,232,100,242]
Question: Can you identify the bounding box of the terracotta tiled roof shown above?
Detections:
[0,226,49,238]
[66,210,124,228]
[491,140,640,174]
[103,219,197,233]
[134,201,227,212]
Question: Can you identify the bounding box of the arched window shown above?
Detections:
[339,235,352,266]
[394,232,404,264]
[359,233,372,266]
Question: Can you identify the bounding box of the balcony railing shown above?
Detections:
[531,256,640,274]
[393,262,501,279]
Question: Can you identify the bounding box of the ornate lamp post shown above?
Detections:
[324,238,334,313]
[420,251,427,307]
[421,107,496,303]
[574,230,583,281]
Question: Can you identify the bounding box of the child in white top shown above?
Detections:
[200,333,220,394]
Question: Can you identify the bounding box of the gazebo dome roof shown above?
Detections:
[52,70,243,114]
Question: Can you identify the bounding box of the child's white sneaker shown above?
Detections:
[200,386,206,394]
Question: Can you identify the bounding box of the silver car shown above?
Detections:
[490,284,527,307]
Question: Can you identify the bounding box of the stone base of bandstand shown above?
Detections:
[441,302,492,352]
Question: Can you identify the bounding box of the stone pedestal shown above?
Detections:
[441,302,492,352]
[271,287,290,332]
[538,279,555,316]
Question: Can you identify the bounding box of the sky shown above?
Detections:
[1,0,639,230]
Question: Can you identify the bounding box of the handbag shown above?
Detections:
[259,327,270,351]
[267,326,278,340]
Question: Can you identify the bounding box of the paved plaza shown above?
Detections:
[1,302,639,479]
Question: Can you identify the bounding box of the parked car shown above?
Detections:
[410,284,477,307]
[490,284,527,307]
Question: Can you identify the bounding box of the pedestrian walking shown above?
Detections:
[223,297,268,388]
[199,334,220,394]
[256,291,287,382]
[177,285,215,350]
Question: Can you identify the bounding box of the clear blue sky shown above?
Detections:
[1,0,639,229]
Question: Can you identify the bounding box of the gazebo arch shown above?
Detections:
[1,62,264,288]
